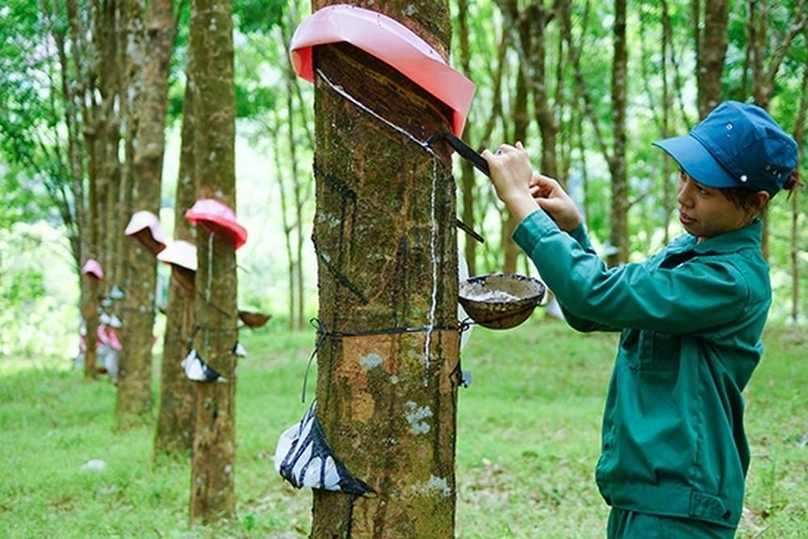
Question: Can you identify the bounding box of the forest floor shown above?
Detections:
[1,315,806,538]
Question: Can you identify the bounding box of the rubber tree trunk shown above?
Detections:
[188,0,238,523]
[308,3,461,536]
[81,273,101,378]
[116,0,174,428]
[606,0,628,268]
[154,65,197,458]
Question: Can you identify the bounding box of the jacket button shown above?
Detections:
[722,510,731,520]
[603,443,610,450]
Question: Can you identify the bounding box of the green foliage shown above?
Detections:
[1,318,806,537]
[0,222,76,360]
[0,2,75,236]
[2,0,807,324]
[0,166,49,230]
[235,84,278,119]
[233,0,286,35]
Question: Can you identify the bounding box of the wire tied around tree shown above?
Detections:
[299,317,469,403]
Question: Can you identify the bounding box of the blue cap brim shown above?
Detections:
[652,135,737,189]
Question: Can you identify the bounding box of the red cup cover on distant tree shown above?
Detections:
[290,4,475,136]
[185,199,248,250]
[124,210,167,255]
[81,259,104,280]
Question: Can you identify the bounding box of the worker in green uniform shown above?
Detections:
[482,101,799,538]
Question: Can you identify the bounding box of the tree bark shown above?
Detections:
[188,0,238,523]
[607,0,628,267]
[117,0,175,427]
[308,2,460,536]
[696,0,729,117]
[790,61,808,321]
[285,22,308,331]
[560,0,629,265]
[456,0,476,275]
[153,1,198,458]
[660,0,674,245]
[499,0,530,274]
[116,0,153,427]
[745,0,807,260]
[62,0,121,378]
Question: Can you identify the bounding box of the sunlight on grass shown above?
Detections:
[0,355,70,377]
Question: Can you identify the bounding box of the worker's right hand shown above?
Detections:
[482,142,540,223]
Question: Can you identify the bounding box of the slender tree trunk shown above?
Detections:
[275,113,298,330]
[105,0,126,293]
[278,3,310,330]
[528,3,558,180]
[63,0,117,379]
[154,2,198,458]
[561,0,629,265]
[696,0,729,117]
[188,0,238,523]
[460,13,508,277]
[155,108,197,455]
[660,0,674,245]
[456,0,476,275]
[117,0,159,427]
[500,0,531,273]
[607,0,629,267]
[746,1,807,260]
[63,0,97,376]
[43,0,85,270]
[309,2,460,536]
[501,68,527,273]
[287,59,307,331]
[790,61,808,321]
[94,0,121,295]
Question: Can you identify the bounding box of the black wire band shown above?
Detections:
[300,317,474,402]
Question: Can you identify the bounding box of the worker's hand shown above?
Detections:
[529,173,582,232]
[481,142,539,222]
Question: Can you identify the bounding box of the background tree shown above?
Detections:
[455,0,507,276]
[559,0,630,265]
[59,0,124,377]
[790,58,808,321]
[187,0,239,523]
[116,0,176,427]
[280,6,313,331]
[695,0,730,117]
[739,0,807,259]
[234,0,305,329]
[155,46,197,457]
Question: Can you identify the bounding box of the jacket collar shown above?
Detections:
[694,219,763,254]
[669,220,763,256]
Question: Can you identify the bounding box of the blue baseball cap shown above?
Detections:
[653,101,798,196]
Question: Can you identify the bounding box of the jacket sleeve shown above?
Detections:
[512,210,755,335]
[556,222,619,333]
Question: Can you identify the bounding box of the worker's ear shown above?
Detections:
[753,190,770,211]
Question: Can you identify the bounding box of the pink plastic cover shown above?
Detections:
[185,199,248,250]
[290,5,475,136]
[81,259,104,280]
[157,240,198,272]
[125,210,167,254]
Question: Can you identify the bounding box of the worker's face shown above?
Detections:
[676,170,753,243]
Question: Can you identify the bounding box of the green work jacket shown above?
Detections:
[513,209,771,529]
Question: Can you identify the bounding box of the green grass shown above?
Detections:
[0,316,805,537]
